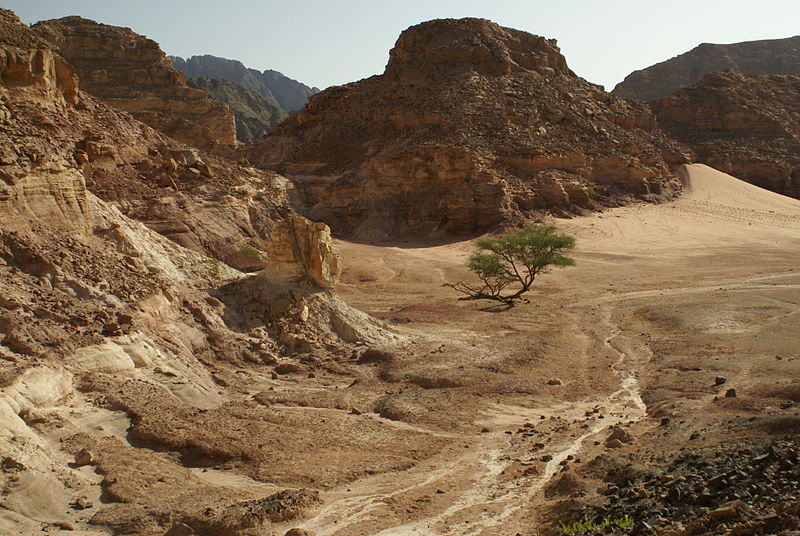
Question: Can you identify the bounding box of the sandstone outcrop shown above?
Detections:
[613,36,800,101]
[32,16,236,150]
[172,54,319,112]
[263,216,340,288]
[650,71,800,198]
[244,18,687,239]
[187,76,289,142]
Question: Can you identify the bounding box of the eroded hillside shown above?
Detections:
[244,18,689,240]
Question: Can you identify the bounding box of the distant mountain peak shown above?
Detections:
[171,54,319,112]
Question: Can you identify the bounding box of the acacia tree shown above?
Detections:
[445,224,576,303]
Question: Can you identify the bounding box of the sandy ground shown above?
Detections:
[304,164,800,535]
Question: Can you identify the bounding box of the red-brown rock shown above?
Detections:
[244,18,686,239]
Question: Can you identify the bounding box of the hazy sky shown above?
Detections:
[8,1,800,91]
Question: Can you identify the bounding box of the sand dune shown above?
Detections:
[558,164,800,259]
[679,163,800,213]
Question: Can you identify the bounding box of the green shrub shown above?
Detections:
[240,246,262,259]
[557,514,634,535]
[444,223,575,303]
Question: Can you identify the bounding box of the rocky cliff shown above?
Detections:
[613,36,800,101]
[32,16,237,150]
[650,70,800,198]
[171,54,319,112]
[2,12,317,273]
[244,18,687,239]
[0,9,396,534]
[187,76,288,142]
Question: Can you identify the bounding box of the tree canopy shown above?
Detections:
[445,223,576,303]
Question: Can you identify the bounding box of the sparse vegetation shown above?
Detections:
[240,246,262,258]
[445,223,576,303]
[557,514,634,535]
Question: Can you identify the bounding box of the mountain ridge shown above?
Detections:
[171,54,319,112]
[612,35,800,100]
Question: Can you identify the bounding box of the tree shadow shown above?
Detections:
[478,301,515,313]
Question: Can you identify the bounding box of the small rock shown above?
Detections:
[708,499,747,520]
[274,363,302,375]
[72,496,93,509]
[714,376,727,385]
[74,449,94,467]
[164,522,195,536]
[349,407,362,415]
[606,426,634,444]
[546,378,562,386]
[285,529,315,536]
[606,438,624,449]
[725,388,737,398]
[660,416,671,426]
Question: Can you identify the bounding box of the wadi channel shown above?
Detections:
[1,8,799,536]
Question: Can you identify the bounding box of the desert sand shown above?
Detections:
[2,164,797,536]
[312,163,800,535]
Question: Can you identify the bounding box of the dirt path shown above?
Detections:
[288,297,650,536]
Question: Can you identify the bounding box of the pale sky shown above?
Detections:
[7,1,800,91]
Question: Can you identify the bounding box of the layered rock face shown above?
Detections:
[0,11,298,273]
[0,10,91,232]
[187,76,288,142]
[32,17,236,150]
[171,54,319,112]
[613,36,800,101]
[244,18,686,239]
[650,71,800,198]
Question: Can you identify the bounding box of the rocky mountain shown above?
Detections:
[171,54,319,112]
[650,70,800,198]
[187,76,289,142]
[613,35,800,101]
[31,16,237,150]
[0,8,397,534]
[243,18,688,239]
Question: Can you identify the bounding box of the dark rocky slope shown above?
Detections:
[187,76,289,142]
[613,36,800,101]
[650,70,800,198]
